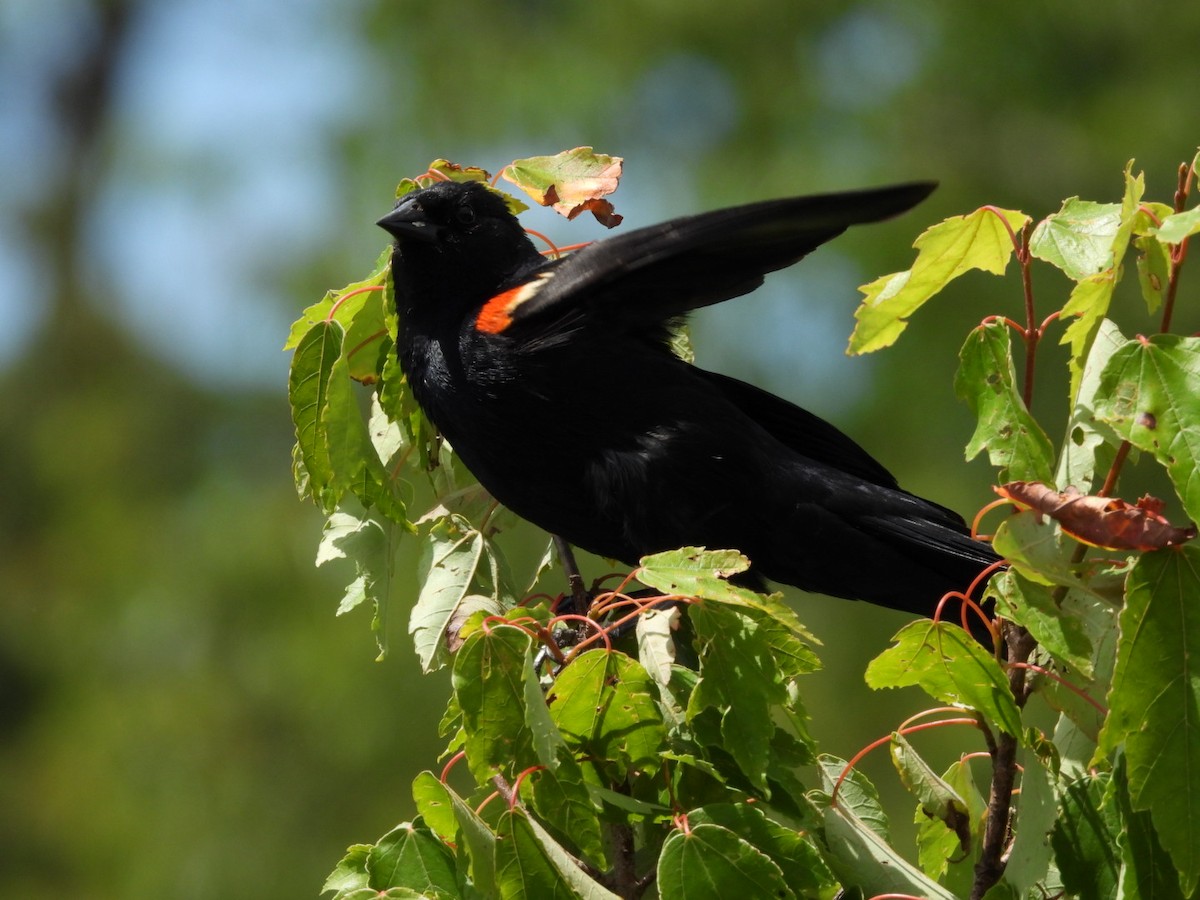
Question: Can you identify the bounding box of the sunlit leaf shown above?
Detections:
[955,321,1055,482]
[411,515,511,672]
[1029,198,1122,281]
[502,147,623,226]
[1059,272,1119,404]
[849,206,1028,354]
[1051,166,1144,401]
[1055,318,1125,492]
[635,605,679,686]
[1093,334,1200,524]
[547,649,665,779]
[866,620,1022,736]
[1135,233,1172,314]
[284,249,390,351]
[990,511,1123,604]
[990,569,1093,676]
[999,747,1057,898]
[1156,205,1200,244]
[323,843,372,895]
[324,349,408,523]
[638,547,820,650]
[410,772,457,844]
[289,320,341,510]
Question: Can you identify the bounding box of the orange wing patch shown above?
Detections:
[475,275,549,334]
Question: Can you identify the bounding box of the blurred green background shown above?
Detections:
[3,1,1197,896]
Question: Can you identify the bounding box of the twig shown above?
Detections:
[552,534,590,611]
[971,625,1036,899]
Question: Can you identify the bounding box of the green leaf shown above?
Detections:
[657,823,793,900]
[411,514,511,672]
[1046,594,1118,770]
[688,602,787,790]
[451,626,536,781]
[1099,546,1200,894]
[529,757,608,871]
[1055,317,1125,492]
[324,349,407,522]
[635,604,679,685]
[866,620,1023,737]
[323,843,372,895]
[955,321,1056,482]
[990,569,1094,676]
[815,756,958,900]
[494,808,619,900]
[411,772,458,844]
[316,509,398,659]
[548,649,665,779]
[638,547,821,652]
[430,778,499,898]
[317,510,391,613]
[1050,773,1121,900]
[284,248,390,351]
[1156,205,1200,244]
[1059,273,1119,404]
[890,733,971,858]
[1029,197,1123,281]
[1052,166,1144,402]
[849,206,1029,354]
[1135,233,1172,314]
[289,321,342,510]
[687,803,836,898]
[817,755,890,841]
[1111,755,1191,900]
[917,756,987,897]
[1093,334,1200,524]
[991,511,1120,604]
[1000,747,1057,897]
[366,822,457,895]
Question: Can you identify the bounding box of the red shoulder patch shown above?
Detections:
[474,276,549,334]
[475,286,524,333]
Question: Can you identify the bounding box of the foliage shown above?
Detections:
[288,151,1200,899]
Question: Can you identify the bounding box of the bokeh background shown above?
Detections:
[3,1,1198,896]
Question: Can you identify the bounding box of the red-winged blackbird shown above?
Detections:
[378,179,998,617]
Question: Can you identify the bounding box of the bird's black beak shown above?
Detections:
[377,194,443,243]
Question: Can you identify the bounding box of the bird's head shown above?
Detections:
[377,181,539,312]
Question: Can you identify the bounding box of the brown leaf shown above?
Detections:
[501,147,624,226]
[995,481,1197,551]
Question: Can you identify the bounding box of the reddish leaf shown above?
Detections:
[501,147,624,226]
[995,481,1197,551]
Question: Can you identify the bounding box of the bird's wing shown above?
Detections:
[472,182,935,336]
[697,368,901,489]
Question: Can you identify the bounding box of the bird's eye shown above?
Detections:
[455,205,476,226]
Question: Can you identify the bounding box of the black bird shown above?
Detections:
[377,179,998,617]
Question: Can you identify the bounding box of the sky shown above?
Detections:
[1,0,929,412]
